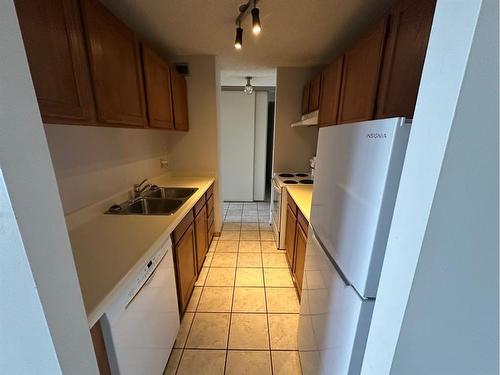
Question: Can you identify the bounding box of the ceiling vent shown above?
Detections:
[175,63,189,76]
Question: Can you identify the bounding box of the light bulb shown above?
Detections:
[235,26,243,49]
[251,7,261,35]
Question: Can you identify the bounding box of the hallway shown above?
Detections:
[164,202,302,375]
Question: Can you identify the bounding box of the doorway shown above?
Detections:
[220,89,275,202]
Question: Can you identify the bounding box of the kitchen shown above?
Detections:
[1,0,498,375]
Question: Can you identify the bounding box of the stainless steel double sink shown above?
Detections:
[106,187,198,215]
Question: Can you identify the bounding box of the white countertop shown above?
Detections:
[68,176,215,327]
[286,185,313,222]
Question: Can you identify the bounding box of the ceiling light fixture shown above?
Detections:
[235,23,243,50]
[234,0,262,49]
[251,4,261,34]
[244,77,254,95]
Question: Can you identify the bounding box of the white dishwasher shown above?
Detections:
[101,237,179,375]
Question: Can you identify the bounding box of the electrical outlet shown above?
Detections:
[160,159,168,168]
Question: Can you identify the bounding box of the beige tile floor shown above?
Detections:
[164,201,303,375]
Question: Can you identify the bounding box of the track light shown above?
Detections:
[235,25,243,50]
[234,0,262,48]
[251,6,261,34]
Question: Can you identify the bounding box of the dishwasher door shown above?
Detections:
[102,238,179,375]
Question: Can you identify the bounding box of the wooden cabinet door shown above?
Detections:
[318,56,344,126]
[194,205,208,273]
[309,74,322,112]
[376,0,436,119]
[293,222,308,295]
[285,205,297,268]
[301,82,311,115]
[337,18,389,124]
[81,0,147,127]
[90,321,111,375]
[142,44,174,129]
[14,0,95,125]
[174,223,197,313]
[170,69,189,131]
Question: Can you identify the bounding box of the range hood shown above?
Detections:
[290,110,319,127]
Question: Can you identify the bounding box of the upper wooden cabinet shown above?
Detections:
[301,82,311,115]
[318,56,344,126]
[14,0,95,125]
[170,69,189,131]
[308,74,322,112]
[81,0,147,127]
[141,44,174,129]
[337,18,389,124]
[376,0,436,119]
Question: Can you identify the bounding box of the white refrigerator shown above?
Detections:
[298,118,411,375]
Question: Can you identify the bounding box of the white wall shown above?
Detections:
[361,0,498,374]
[273,67,320,172]
[44,125,169,214]
[220,91,256,201]
[390,0,498,373]
[167,55,223,231]
[253,91,269,201]
[0,1,98,372]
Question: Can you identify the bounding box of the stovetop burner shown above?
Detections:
[300,179,314,184]
[283,180,299,184]
[295,173,308,177]
[279,173,295,177]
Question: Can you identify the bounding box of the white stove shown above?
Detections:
[273,172,314,188]
[271,172,314,249]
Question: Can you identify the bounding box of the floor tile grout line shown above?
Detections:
[260,238,275,375]
[223,238,240,374]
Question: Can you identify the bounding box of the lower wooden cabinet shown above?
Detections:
[90,321,111,375]
[173,223,197,313]
[293,217,308,295]
[284,194,309,298]
[194,205,209,273]
[285,205,297,267]
[172,183,215,314]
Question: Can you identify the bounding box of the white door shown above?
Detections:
[298,230,375,375]
[220,91,255,201]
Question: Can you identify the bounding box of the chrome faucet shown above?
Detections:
[133,179,152,198]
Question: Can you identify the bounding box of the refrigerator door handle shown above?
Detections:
[312,227,352,287]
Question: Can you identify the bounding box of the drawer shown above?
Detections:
[207,207,214,229]
[297,210,309,236]
[172,209,194,245]
[194,195,206,216]
[206,194,214,216]
[205,183,214,200]
[287,191,298,215]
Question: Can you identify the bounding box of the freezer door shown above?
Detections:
[299,229,375,375]
[311,118,410,297]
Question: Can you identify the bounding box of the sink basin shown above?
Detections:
[106,187,198,215]
[127,198,184,215]
[145,187,198,199]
